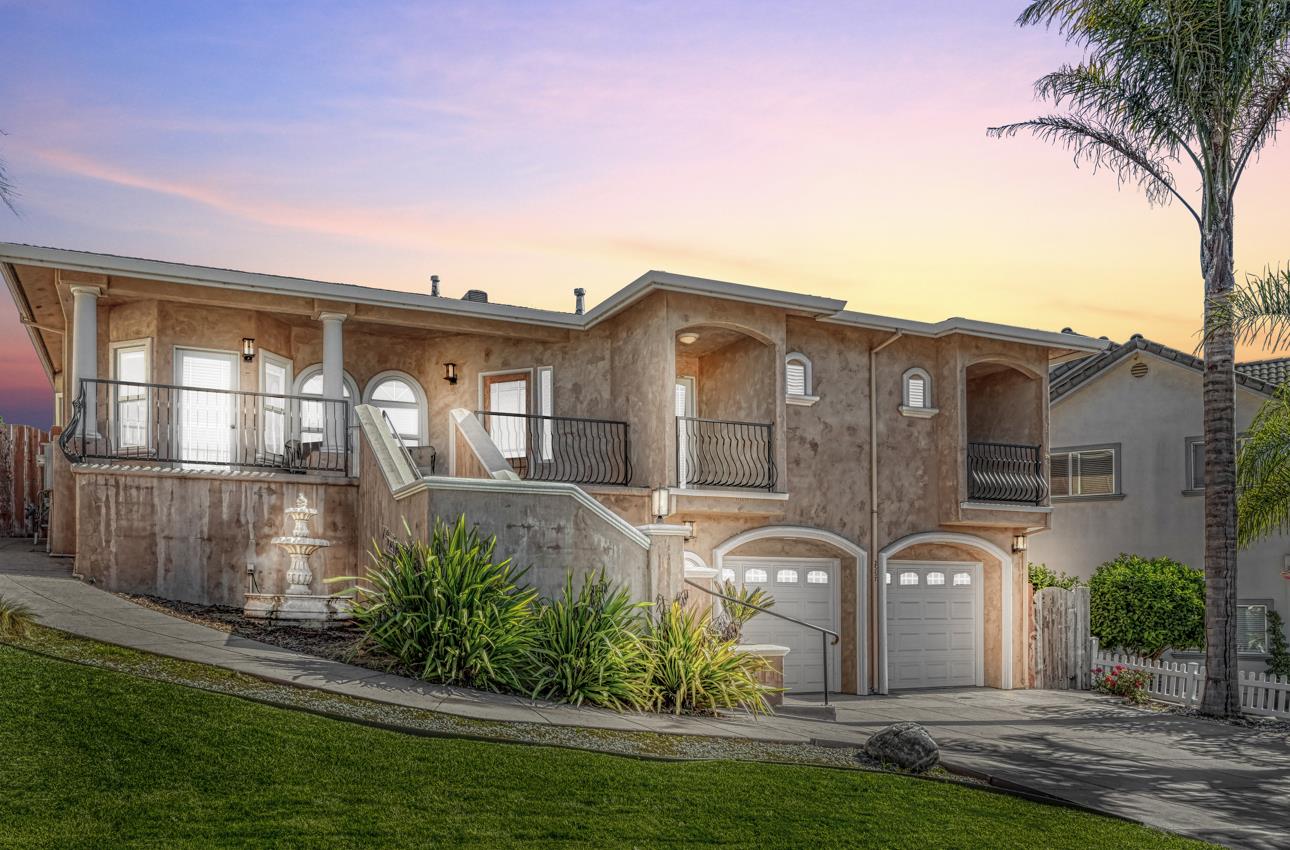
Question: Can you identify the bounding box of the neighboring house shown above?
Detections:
[1,242,1105,695]
[1031,334,1290,668]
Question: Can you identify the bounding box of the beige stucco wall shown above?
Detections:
[73,468,359,607]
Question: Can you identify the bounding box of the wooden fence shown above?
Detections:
[1092,638,1290,720]
[0,424,49,537]
[1031,585,1091,690]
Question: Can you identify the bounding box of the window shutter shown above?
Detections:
[786,361,807,396]
[1076,449,1115,495]
[907,375,926,408]
[1238,604,1269,654]
[1050,453,1070,497]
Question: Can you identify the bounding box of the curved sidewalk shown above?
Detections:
[0,538,823,742]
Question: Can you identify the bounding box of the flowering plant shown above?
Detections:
[1092,664,1153,705]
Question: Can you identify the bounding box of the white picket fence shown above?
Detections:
[1091,638,1290,720]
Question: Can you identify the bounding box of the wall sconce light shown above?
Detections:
[1012,534,1028,554]
[684,520,695,540]
[650,487,671,523]
[242,338,256,362]
[443,362,458,385]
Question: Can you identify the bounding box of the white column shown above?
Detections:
[319,312,347,451]
[69,285,101,437]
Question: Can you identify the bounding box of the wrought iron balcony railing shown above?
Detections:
[676,416,776,491]
[966,441,1046,505]
[474,410,631,486]
[59,378,351,475]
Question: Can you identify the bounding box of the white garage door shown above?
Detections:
[886,563,982,690]
[728,557,840,693]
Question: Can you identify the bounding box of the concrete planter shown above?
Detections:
[737,643,790,706]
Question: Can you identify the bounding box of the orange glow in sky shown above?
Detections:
[3,2,1290,427]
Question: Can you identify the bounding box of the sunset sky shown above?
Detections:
[4,0,1290,428]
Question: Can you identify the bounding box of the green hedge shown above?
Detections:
[1089,554,1204,658]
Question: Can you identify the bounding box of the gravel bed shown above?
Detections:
[6,625,920,776]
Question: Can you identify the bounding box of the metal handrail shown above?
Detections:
[676,415,776,491]
[684,578,839,705]
[381,407,422,480]
[473,409,631,485]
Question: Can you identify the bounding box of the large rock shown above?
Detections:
[863,722,939,772]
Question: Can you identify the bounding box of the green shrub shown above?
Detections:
[643,600,772,717]
[1092,664,1153,705]
[1028,563,1082,591]
[529,571,651,710]
[0,594,34,638]
[716,579,773,643]
[344,516,538,692]
[1266,610,1290,680]
[1089,554,1204,658]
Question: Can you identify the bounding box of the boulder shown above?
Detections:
[862,722,939,772]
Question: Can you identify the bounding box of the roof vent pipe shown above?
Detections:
[463,289,489,303]
[574,288,586,315]
[430,275,440,297]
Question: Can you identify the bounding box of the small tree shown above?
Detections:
[1089,554,1205,658]
[1028,562,1082,591]
[1266,610,1290,679]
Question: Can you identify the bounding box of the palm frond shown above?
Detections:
[1238,386,1290,546]
[0,130,16,215]
[1206,267,1290,351]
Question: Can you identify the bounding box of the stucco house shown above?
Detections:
[1030,335,1290,667]
[2,242,1106,695]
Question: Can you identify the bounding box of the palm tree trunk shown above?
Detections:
[1200,200,1240,718]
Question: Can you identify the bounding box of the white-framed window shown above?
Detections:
[744,568,768,583]
[775,568,799,584]
[294,365,358,445]
[926,571,945,586]
[806,570,829,584]
[785,352,816,404]
[901,367,936,416]
[363,371,428,447]
[1050,445,1119,497]
[952,571,972,586]
[899,571,919,586]
[1238,602,1270,655]
[259,352,292,459]
[111,339,152,450]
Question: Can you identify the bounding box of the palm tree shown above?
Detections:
[0,129,16,214]
[990,1,1290,716]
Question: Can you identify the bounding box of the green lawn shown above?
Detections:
[0,644,1205,849]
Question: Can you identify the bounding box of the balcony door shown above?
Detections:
[175,348,238,466]
[483,372,530,472]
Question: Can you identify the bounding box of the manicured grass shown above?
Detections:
[0,644,1206,849]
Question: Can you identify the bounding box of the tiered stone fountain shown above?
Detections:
[244,493,350,625]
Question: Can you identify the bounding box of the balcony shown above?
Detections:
[474,410,631,486]
[966,441,1046,506]
[59,379,351,475]
[676,416,776,491]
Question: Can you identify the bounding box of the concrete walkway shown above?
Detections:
[4,538,1290,848]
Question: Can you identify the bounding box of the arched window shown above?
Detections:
[775,569,799,584]
[806,570,829,584]
[744,568,768,583]
[952,571,972,586]
[901,367,936,417]
[294,365,358,444]
[926,571,946,586]
[899,571,919,586]
[785,352,817,404]
[363,371,428,446]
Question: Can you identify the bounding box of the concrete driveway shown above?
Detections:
[811,688,1290,849]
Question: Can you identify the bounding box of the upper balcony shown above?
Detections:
[957,360,1049,522]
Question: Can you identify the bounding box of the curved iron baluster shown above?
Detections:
[677,416,775,490]
[473,410,631,486]
[967,441,1047,504]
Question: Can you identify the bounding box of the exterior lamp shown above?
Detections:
[678,332,700,345]
[1012,534,1028,554]
[443,362,458,385]
[650,487,671,523]
[242,338,256,362]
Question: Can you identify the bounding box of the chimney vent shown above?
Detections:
[463,289,489,303]
[430,275,440,297]
[574,288,586,315]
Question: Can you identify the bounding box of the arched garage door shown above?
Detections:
[886,562,983,689]
[727,556,840,693]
